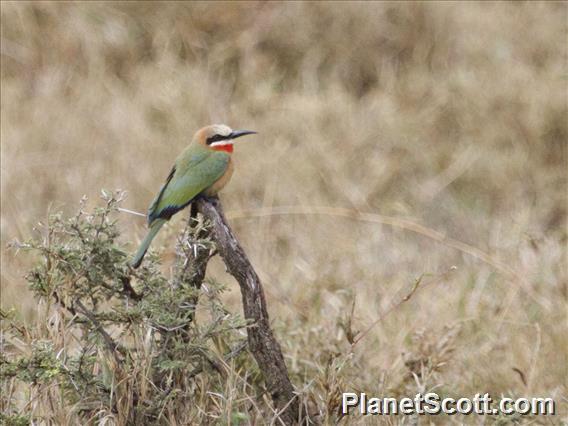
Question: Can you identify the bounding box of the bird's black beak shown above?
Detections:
[229,130,257,140]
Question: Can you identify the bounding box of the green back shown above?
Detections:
[148,143,229,224]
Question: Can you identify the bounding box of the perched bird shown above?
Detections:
[131,124,256,268]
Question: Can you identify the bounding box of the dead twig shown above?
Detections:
[225,206,545,307]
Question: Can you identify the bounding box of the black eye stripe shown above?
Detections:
[206,134,229,145]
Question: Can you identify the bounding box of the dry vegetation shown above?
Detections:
[1,1,567,424]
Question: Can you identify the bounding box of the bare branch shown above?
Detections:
[194,197,299,425]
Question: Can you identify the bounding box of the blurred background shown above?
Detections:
[1,1,566,416]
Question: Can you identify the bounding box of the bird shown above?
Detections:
[131,124,256,268]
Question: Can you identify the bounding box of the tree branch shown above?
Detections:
[74,300,123,365]
[194,197,299,425]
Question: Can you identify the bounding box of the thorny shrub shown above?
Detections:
[1,191,255,425]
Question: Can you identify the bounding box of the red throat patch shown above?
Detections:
[212,144,233,153]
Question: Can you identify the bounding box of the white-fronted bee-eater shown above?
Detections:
[131,124,256,268]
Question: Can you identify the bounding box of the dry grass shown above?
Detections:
[1,1,566,424]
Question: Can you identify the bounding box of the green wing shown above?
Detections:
[148,148,229,224]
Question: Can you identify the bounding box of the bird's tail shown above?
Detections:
[131,219,167,268]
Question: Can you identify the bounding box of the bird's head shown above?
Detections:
[194,124,257,154]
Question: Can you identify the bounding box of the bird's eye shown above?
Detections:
[206,134,227,145]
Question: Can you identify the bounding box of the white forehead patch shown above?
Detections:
[211,124,232,137]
